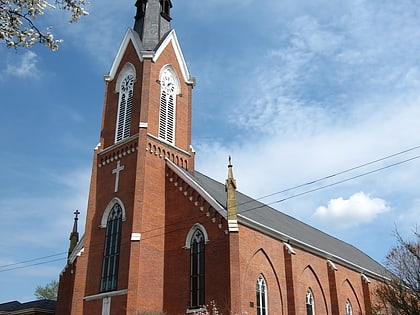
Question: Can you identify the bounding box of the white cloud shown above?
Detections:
[4,51,39,78]
[313,192,390,228]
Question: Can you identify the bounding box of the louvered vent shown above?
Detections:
[115,70,135,143]
[158,67,178,145]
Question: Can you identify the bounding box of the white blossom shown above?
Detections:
[0,0,88,50]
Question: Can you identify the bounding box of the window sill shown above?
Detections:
[186,307,207,314]
[84,289,128,301]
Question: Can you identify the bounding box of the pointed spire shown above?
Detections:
[226,157,239,232]
[68,210,80,258]
[134,0,173,50]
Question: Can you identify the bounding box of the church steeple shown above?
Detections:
[67,210,80,258]
[134,0,173,50]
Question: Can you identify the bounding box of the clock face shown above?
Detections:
[121,74,134,92]
[161,71,176,94]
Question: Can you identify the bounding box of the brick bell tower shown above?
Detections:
[59,1,196,314]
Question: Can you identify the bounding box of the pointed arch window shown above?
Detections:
[159,66,178,145]
[345,300,353,315]
[190,228,205,308]
[256,275,268,315]
[115,65,135,143]
[100,203,123,292]
[306,289,315,315]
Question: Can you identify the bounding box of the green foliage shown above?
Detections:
[34,280,58,300]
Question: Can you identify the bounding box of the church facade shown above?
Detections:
[56,1,386,314]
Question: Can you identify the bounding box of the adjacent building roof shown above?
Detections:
[0,300,55,315]
[169,161,387,280]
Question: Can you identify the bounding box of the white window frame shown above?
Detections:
[345,300,353,315]
[100,203,123,292]
[256,274,268,315]
[115,63,136,143]
[306,289,315,315]
[189,227,206,309]
[158,65,179,145]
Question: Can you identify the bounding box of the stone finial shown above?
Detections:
[225,157,238,232]
[68,210,80,258]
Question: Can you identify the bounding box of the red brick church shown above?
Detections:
[56,1,386,314]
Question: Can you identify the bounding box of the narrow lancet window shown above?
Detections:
[115,65,135,143]
[158,66,178,145]
[306,289,315,315]
[345,300,353,315]
[190,228,205,308]
[256,275,268,315]
[100,203,123,292]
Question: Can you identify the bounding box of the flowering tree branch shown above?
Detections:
[0,0,88,50]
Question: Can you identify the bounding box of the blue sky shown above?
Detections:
[1,0,420,303]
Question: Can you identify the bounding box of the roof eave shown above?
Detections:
[239,214,388,281]
[105,28,145,82]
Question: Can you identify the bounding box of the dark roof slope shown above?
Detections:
[0,300,56,313]
[0,301,21,312]
[186,169,387,279]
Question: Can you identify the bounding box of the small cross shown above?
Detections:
[74,210,80,220]
[112,160,125,193]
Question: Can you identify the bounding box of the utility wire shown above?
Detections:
[0,252,67,269]
[237,144,420,207]
[0,257,66,273]
[1,146,419,273]
[240,154,420,213]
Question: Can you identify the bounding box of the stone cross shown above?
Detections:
[112,160,125,193]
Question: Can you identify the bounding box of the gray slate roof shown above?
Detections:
[180,168,387,279]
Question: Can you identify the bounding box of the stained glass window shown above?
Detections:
[190,229,205,308]
[256,275,268,315]
[306,289,314,315]
[100,203,123,292]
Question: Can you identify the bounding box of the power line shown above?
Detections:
[0,257,67,273]
[240,154,420,213]
[0,252,68,269]
[237,144,420,207]
[1,146,419,273]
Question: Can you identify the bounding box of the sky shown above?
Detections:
[1,0,420,303]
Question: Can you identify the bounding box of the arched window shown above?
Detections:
[256,275,268,315]
[306,289,314,315]
[190,228,205,308]
[100,203,123,292]
[345,300,353,315]
[158,66,178,145]
[115,64,135,143]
